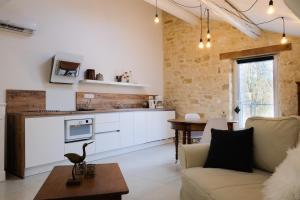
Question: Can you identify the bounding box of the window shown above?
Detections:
[235,56,278,127]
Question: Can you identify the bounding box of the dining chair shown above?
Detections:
[200,118,228,143]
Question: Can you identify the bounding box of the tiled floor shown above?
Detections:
[0,143,181,200]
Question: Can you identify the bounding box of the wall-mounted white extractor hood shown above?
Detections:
[0,19,37,35]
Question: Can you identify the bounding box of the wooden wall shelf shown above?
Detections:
[79,80,149,88]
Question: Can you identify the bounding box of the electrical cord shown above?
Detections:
[167,0,286,33]
[256,16,284,25]
[230,0,258,13]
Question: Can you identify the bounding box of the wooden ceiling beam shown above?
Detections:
[201,0,261,39]
[219,43,292,60]
[144,0,200,26]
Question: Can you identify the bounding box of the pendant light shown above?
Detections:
[198,4,204,49]
[154,0,159,24]
[267,0,274,15]
[281,17,288,44]
[206,9,211,48]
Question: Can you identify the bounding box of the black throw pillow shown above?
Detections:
[203,127,254,173]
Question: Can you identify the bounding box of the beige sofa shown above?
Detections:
[179,117,300,200]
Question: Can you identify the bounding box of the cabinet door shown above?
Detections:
[146,112,164,142]
[94,113,119,124]
[165,111,176,138]
[133,112,147,145]
[120,112,134,147]
[95,131,121,153]
[25,117,65,168]
[147,111,176,142]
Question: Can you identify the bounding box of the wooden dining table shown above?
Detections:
[168,118,237,161]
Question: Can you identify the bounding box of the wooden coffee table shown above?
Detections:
[34,163,129,200]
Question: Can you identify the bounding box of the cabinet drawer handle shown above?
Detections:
[96,130,120,134]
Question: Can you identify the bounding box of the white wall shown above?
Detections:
[0,0,163,110]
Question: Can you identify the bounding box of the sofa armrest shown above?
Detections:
[179,143,210,169]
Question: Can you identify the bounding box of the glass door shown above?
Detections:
[236,56,277,127]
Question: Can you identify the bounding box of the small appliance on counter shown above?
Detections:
[155,96,164,109]
[148,96,156,109]
[148,95,164,109]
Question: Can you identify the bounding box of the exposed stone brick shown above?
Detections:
[163,12,300,118]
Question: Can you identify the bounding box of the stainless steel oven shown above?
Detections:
[65,118,94,143]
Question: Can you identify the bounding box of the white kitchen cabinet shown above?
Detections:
[165,111,176,138]
[95,113,119,124]
[95,131,121,153]
[147,111,176,142]
[146,112,164,142]
[0,104,5,181]
[134,112,148,145]
[95,122,120,134]
[94,112,121,153]
[65,139,95,157]
[25,117,65,168]
[120,112,134,147]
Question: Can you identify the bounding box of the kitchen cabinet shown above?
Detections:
[0,104,5,181]
[120,112,134,147]
[134,112,148,145]
[7,109,175,178]
[164,111,176,138]
[95,132,121,153]
[95,113,119,124]
[25,117,65,168]
[146,112,165,142]
[146,111,175,142]
[95,113,121,153]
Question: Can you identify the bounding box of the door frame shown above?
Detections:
[233,55,280,128]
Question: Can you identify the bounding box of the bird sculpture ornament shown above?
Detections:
[64,141,94,185]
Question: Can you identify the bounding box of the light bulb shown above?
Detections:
[154,14,159,24]
[281,34,287,44]
[267,0,274,15]
[206,40,211,48]
[198,39,204,49]
[207,32,211,39]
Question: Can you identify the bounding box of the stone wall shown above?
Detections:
[163,12,300,119]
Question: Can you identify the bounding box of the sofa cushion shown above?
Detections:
[210,184,264,200]
[204,128,254,172]
[245,117,300,173]
[181,167,270,200]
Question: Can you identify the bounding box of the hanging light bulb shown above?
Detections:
[154,14,159,24]
[280,17,287,44]
[207,31,211,39]
[206,38,211,48]
[281,33,287,44]
[154,0,159,24]
[198,38,204,49]
[267,0,274,15]
[198,4,204,49]
[206,9,211,40]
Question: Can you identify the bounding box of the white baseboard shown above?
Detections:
[0,170,5,181]
[25,139,173,177]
